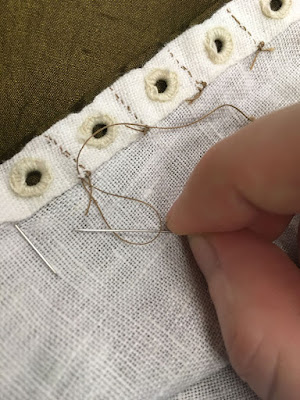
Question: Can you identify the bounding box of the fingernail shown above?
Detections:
[188,235,220,280]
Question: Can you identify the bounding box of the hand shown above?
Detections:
[167,103,300,400]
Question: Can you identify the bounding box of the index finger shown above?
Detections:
[167,103,300,235]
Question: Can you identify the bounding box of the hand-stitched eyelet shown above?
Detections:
[145,69,178,102]
[10,158,52,197]
[78,114,117,149]
[204,27,234,65]
[260,0,292,19]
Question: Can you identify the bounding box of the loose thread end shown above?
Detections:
[250,42,275,70]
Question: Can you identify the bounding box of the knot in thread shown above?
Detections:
[250,41,275,70]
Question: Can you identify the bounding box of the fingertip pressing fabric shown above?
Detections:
[0,21,299,399]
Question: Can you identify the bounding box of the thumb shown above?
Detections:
[190,230,300,400]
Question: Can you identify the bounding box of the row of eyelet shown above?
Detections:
[9,0,293,198]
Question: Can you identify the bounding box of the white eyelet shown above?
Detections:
[10,158,52,197]
[145,69,179,102]
[260,0,292,19]
[204,27,234,65]
[78,114,117,149]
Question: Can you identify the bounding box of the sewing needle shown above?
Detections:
[15,224,58,276]
[75,228,173,234]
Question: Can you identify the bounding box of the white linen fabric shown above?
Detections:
[0,22,299,399]
[0,0,299,223]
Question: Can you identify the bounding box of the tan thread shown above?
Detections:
[250,41,275,70]
[78,114,117,149]
[186,82,207,105]
[260,0,292,19]
[109,87,141,123]
[45,134,74,159]
[45,134,87,172]
[168,50,206,103]
[10,158,53,197]
[227,8,257,45]
[168,50,193,80]
[205,27,234,64]
[76,104,255,245]
[144,69,179,102]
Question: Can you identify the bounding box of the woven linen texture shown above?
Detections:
[0,22,299,399]
[1,0,299,224]
[0,0,228,162]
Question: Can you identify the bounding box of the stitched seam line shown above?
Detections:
[167,49,203,86]
[227,8,257,45]
[109,87,143,124]
[44,135,87,172]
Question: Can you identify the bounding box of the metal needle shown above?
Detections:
[75,228,173,233]
[15,224,58,276]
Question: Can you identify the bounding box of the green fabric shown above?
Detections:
[0,0,228,162]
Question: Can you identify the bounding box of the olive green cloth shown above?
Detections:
[0,0,228,162]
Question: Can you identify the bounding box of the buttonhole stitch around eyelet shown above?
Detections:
[10,158,53,197]
[204,27,234,64]
[145,69,179,102]
[78,114,117,149]
[260,0,292,19]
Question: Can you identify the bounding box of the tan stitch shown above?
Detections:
[110,86,142,123]
[168,49,204,91]
[181,66,193,78]
[45,135,87,171]
[227,8,257,45]
[169,50,195,79]
[186,81,207,105]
